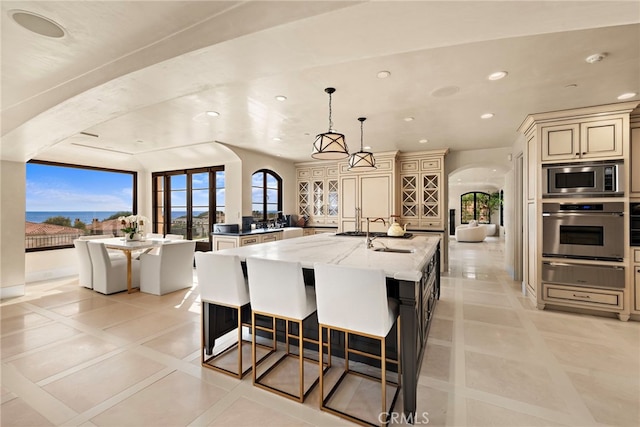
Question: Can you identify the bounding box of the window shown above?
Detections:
[460,192,490,224]
[152,166,224,241]
[252,169,282,221]
[25,161,137,251]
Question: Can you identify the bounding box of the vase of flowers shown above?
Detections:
[119,214,148,241]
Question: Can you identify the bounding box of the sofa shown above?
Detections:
[455,220,486,242]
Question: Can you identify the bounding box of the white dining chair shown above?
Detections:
[246,257,321,403]
[73,239,94,289]
[87,241,140,294]
[195,252,272,378]
[139,240,195,295]
[313,262,401,426]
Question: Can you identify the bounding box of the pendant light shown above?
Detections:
[348,117,377,170]
[312,87,349,160]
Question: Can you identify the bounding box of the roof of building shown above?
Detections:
[25,221,84,236]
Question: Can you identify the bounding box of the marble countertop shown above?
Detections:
[215,233,440,282]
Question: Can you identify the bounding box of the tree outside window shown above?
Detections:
[460,192,490,224]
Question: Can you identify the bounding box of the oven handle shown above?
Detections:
[543,261,625,271]
[542,212,624,217]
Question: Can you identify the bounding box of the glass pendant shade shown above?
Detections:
[348,117,377,170]
[312,87,349,160]
[312,131,349,160]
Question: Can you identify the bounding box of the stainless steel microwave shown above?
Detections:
[543,161,624,197]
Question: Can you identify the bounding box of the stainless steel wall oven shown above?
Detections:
[542,202,624,261]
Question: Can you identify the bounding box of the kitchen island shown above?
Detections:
[201,233,440,421]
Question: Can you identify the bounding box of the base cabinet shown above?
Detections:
[211,232,282,250]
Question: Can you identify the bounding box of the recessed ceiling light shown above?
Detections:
[618,92,637,100]
[492,169,497,172]
[419,139,428,144]
[206,111,219,117]
[585,53,606,64]
[488,71,508,81]
[404,117,414,122]
[10,10,66,38]
[364,146,372,150]
[377,70,391,79]
[272,137,281,141]
[275,95,287,101]
[481,113,495,119]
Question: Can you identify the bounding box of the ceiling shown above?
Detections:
[1,1,639,167]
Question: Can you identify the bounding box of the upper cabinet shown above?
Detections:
[541,116,624,163]
[295,162,339,226]
[398,150,448,230]
[630,112,640,197]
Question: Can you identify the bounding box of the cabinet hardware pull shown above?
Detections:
[572,294,590,298]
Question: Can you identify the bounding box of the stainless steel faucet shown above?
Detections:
[355,207,361,233]
[366,217,386,249]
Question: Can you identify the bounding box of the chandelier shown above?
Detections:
[348,117,376,170]
[312,87,349,160]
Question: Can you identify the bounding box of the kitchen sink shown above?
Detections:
[335,231,413,238]
[372,247,414,253]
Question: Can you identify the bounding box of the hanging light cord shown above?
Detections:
[327,91,334,131]
[360,119,364,151]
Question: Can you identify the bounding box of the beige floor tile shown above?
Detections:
[9,334,118,382]
[462,289,513,308]
[142,321,200,359]
[0,304,33,319]
[414,384,449,427]
[71,302,152,329]
[465,350,568,412]
[544,336,640,378]
[0,311,52,334]
[428,318,453,342]
[465,398,565,426]
[420,343,451,382]
[104,311,190,342]
[49,296,116,317]
[1,323,82,358]
[462,304,523,328]
[28,289,94,309]
[0,397,54,427]
[567,370,640,426]
[433,299,454,318]
[257,353,320,399]
[529,311,606,340]
[90,370,225,426]
[463,322,537,362]
[43,350,167,413]
[208,396,313,426]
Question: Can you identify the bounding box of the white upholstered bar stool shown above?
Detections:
[246,257,323,402]
[314,263,401,426]
[195,252,272,378]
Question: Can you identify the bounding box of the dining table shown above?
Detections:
[101,237,168,293]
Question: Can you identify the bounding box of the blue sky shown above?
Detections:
[26,163,133,211]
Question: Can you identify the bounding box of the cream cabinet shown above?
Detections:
[338,152,397,233]
[211,232,282,250]
[398,150,447,230]
[541,117,624,162]
[295,163,338,226]
[635,265,640,313]
[630,115,640,196]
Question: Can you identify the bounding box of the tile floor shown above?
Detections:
[1,237,639,426]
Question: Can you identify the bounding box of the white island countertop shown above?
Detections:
[215,233,440,282]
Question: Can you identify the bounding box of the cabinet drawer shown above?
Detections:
[261,234,278,243]
[400,160,419,173]
[634,249,640,263]
[239,236,260,246]
[543,284,623,309]
[420,158,441,171]
[311,168,325,178]
[326,167,338,177]
[297,168,310,179]
[420,220,443,229]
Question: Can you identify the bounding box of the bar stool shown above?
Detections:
[314,263,401,426]
[246,257,322,402]
[195,252,272,378]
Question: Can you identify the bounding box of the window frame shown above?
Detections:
[251,169,282,222]
[460,191,491,224]
[152,166,224,240]
[25,160,137,252]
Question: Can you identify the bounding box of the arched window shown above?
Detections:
[460,192,490,224]
[252,169,282,221]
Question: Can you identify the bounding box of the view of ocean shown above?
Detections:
[26,211,125,224]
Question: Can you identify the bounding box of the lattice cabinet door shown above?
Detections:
[421,172,441,219]
[327,179,339,217]
[313,180,324,216]
[298,181,310,218]
[401,175,418,219]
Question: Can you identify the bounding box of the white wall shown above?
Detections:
[1,160,26,298]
